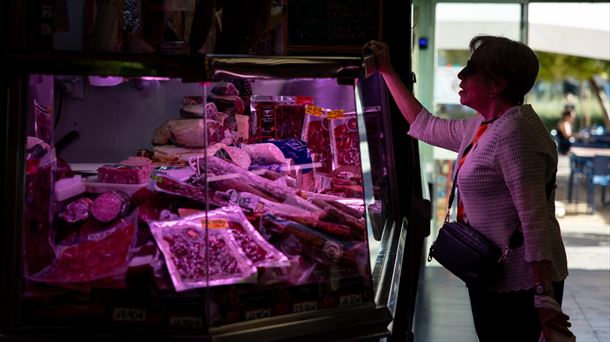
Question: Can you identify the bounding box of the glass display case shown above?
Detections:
[1,52,409,340]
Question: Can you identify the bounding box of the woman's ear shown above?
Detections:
[490,78,508,98]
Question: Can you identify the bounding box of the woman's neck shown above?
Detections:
[479,99,517,122]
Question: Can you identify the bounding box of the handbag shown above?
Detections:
[428,154,557,286]
[427,167,505,286]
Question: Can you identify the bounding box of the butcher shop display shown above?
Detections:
[19,74,376,330]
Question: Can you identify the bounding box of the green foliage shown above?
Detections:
[536,51,610,82]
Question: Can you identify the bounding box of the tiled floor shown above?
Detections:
[413,154,610,341]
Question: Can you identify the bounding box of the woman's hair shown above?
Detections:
[561,108,575,119]
[469,35,539,105]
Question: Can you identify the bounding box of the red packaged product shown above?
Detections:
[28,211,138,284]
[330,114,361,168]
[275,96,313,140]
[302,105,332,173]
[250,95,276,142]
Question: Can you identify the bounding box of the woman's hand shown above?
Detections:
[535,295,575,341]
[363,40,394,74]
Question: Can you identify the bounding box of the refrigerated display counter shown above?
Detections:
[1,52,414,341]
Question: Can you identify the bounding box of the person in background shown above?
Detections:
[365,36,573,341]
[556,105,576,155]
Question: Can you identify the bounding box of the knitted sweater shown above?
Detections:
[409,105,568,292]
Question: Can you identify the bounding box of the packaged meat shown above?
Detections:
[330,114,361,168]
[214,145,251,169]
[180,97,220,119]
[250,95,276,142]
[54,175,86,202]
[242,143,286,165]
[194,206,289,268]
[61,197,93,223]
[28,211,138,284]
[235,114,250,143]
[97,162,152,185]
[152,119,228,147]
[24,146,57,275]
[268,139,313,173]
[261,214,345,264]
[208,82,245,115]
[274,96,313,140]
[149,217,257,291]
[90,191,131,223]
[302,106,332,173]
[149,169,206,203]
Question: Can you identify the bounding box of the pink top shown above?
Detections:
[409,105,568,292]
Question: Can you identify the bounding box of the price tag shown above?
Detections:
[201,218,229,229]
[305,104,324,117]
[169,316,203,329]
[112,307,146,322]
[339,294,362,306]
[326,109,345,119]
[293,301,317,313]
[245,308,271,320]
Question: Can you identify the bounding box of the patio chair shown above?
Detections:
[585,155,610,214]
[568,154,588,203]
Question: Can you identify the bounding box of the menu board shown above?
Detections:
[287,0,380,53]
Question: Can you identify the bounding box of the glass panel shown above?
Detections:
[21,72,378,331]
[22,74,210,332]
[198,77,374,326]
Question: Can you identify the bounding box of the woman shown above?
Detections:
[556,105,576,155]
[366,36,573,341]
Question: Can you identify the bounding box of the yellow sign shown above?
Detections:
[305,104,324,117]
[201,218,229,229]
[326,109,345,119]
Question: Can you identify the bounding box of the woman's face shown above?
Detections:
[457,58,496,113]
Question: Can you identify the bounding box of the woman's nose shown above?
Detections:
[457,68,465,80]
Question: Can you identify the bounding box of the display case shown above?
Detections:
[1,51,410,341]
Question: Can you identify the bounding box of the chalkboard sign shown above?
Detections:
[287,0,380,53]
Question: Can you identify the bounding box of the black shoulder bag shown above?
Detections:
[428,161,556,287]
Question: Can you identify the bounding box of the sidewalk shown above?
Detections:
[555,154,610,341]
[413,154,610,342]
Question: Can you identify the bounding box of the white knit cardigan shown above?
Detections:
[409,105,568,292]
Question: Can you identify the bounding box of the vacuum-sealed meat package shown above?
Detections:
[149,215,257,292]
[302,106,332,173]
[28,211,138,284]
[275,96,313,140]
[205,206,289,268]
[330,115,361,168]
[250,95,276,142]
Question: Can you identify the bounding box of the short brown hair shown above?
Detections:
[469,35,539,105]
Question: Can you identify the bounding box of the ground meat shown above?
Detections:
[163,229,240,281]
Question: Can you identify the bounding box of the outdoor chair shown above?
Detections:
[584,155,610,214]
[568,154,588,203]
